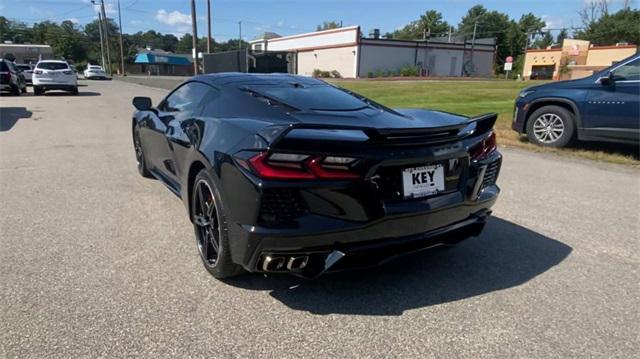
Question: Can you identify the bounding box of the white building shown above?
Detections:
[250,26,496,78]
[0,43,53,64]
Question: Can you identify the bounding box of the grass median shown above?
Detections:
[333,79,638,167]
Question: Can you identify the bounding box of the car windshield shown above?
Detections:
[37,62,69,70]
[89,66,102,70]
[247,84,369,111]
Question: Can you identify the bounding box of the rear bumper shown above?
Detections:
[34,84,77,91]
[233,190,497,277]
[226,146,501,276]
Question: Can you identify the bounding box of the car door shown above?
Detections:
[584,57,640,141]
[139,81,211,188]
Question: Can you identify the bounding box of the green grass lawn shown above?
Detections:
[332,79,638,166]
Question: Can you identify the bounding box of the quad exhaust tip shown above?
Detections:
[260,250,345,277]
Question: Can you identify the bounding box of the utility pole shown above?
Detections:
[92,1,106,70]
[100,0,112,75]
[96,11,106,69]
[190,0,198,75]
[238,21,242,50]
[469,21,478,76]
[117,0,125,75]
[448,26,452,43]
[206,0,212,53]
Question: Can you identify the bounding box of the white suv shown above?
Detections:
[33,60,78,95]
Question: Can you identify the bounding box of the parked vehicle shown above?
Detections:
[513,53,640,147]
[131,73,502,279]
[15,64,34,84]
[0,59,27,95]
[83,65,107,80]
[33,60,78,96]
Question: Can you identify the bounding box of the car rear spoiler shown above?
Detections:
[259,112,498,148]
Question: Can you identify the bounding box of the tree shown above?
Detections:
[393,10,451,40]
[316,21,341,31]
[533,31,554,49]
[556,28,569,44]
[458,6,514,73]
[576,9,640,45]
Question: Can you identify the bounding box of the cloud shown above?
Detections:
[155,9,191,26]
[92,3,116,15]
[541,14,565,30]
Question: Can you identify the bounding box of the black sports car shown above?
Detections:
[132,73,501,279]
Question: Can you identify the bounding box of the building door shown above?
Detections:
[428,55,436,76]
[450,57,457,77]
[530,65,555,80]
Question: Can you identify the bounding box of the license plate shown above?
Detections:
[402,164,445,198]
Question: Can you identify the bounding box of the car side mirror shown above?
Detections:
[598,71,614,86]
[133,97,152,111]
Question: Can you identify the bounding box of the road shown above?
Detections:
[1,80,639,358]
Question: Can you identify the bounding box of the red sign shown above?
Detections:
[506,56,513,63]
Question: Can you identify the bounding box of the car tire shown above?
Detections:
[526,105,576,148]
[71,86,79,95]
[192,169,244,279]
[12,84,20,96]
[33,86,43,96]
[132,125,153,178]
[21,85,27,94]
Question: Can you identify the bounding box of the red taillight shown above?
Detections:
[470,132,497,161]
[247,152,360,180]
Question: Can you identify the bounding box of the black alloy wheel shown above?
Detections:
[191,170,243,278]
[193,178,221,268]
[133,126,153,178]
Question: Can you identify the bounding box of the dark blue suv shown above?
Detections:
[513,53,639,147]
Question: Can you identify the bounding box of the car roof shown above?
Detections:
[38,60,68,63]
[192,73,326,88]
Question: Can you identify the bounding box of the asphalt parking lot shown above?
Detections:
[1,80,639,358]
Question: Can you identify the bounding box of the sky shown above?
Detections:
[1,0,637,42]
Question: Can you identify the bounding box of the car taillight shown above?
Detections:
[470,132,497,161]
[245,152,360,180]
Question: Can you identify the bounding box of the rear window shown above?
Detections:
[16,64,31,71]
[89,66,102,70]
[0,61,7,71]
[37,62,69,70]
[248,84,368,111]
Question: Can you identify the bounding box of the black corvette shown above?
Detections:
[132,73,501,279]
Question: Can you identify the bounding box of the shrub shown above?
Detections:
[330,70,341,78]
[400,65,420,77]
[312,69,332,78]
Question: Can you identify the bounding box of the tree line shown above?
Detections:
[0,16,249,72]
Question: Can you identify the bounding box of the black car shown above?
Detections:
[513,53,639,147]
[132,73,501,279]
[0,59,27,96]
